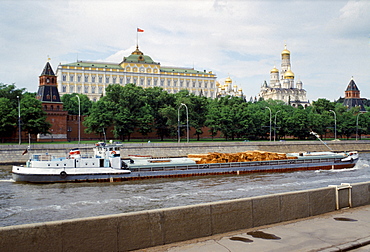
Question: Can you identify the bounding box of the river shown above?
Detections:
[1,153,369,227]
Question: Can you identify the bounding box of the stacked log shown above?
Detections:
[188,150,297,164]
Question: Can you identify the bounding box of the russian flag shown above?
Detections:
[137,28,144,32]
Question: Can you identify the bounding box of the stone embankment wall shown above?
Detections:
[2,140,370,164]
[1,181,369,251]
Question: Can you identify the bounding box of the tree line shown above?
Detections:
[63,84,370,141]
[1,82,369,142]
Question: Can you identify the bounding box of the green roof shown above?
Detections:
[122,54,158,64]
[161,67,216,76]
[63,61,122,69]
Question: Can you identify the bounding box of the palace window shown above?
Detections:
[186,80,190,87]
[180,80,184,87]
[133,77,137,84]
[77,86,81,93]
[205,81,208,88]
[77,75,81,82]
[92,76,96,83]
[70,86,74,93]
[84,75,89,82]
[161,79,164,86]
[70,75,74,82]
[140,78,144,85]
[105,77,110,83]
[98,86,103,94]
[154,79,158,86]
[147,78,151,86]
[174,79,177,87]
[193,81,196,87]
[120,77,123,84]
[84,86,89,93]
[167,79,171,86]
[126,77,131,84]
[99,76,103,83]
[113,76,117,84]
[91,86,96,93]
[62,85,66,92]
[62,75,66,81]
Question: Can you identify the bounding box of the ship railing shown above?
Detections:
[129,157,343,172]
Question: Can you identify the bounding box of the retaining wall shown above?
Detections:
[2,140,370,164]
[1,181,369,252]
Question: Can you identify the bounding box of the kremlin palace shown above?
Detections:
[57,46,220,100]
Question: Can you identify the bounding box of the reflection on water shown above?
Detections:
[1,153,369,227]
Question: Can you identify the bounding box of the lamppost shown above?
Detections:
[265,107,272,141]
[356,112,363,141]
[178,103,189,143]
[76,95,81,144]
[274,110,281,142]
[329,110,336,140]
[17,96,21,145]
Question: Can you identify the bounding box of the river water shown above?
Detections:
[1,153,370,227]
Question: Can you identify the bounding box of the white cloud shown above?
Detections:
[0,0,369,102]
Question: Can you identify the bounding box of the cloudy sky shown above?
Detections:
[1,0,369,102]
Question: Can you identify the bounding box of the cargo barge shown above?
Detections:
[12,142,359,183]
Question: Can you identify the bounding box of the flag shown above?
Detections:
[22,148,28,155]
[137,28,144,32]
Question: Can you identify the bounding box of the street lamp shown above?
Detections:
[178,103,189,143]
[274,110,281,142]
[76,95,81,144]
[265,106,272,141]
[329,110,336,140]
[17,96,21,145]
[356,112,363,141]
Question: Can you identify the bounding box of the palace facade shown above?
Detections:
[57,46,217,101]
[259,45,309,107]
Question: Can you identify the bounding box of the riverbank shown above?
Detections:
[1,140,370,165]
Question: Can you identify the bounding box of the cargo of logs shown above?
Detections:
[188,150,297,164]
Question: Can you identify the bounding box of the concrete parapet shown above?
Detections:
[1,181,369,251]
[210,198,253,234]
[351,182,370,207]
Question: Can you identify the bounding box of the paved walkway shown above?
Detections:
[140,205,370,252]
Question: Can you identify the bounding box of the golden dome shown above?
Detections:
[281,44,290,55]
[284,67,294,79]
[270,66,279,73]
[216,82,221,87]
[225,76,232,84]
[221,85,225,90]
[238,88,242,91]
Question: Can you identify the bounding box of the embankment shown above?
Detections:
[1,140,370,164]
[1,181,369,251]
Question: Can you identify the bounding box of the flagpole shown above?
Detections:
[136,28,138,47]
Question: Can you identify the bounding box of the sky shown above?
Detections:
[1,0,369,102]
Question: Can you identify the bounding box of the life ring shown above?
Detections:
[60,171,67,179]
[111,151,117,155]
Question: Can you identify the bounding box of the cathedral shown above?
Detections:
[259,45,309,107]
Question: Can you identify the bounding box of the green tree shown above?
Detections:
[61,93,92,115]
[0,97,16,142]
[83,97,115,138]
[20,93,51,136]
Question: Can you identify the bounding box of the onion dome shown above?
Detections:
[284,67,294,79]
[270,66,279,73]
[221,85,225,90]
[238,88,242,92]
[225,76,232,84]
[216,82,221,87]
[282,44,290,55]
